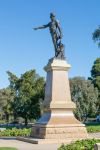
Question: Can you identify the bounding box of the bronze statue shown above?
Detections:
[33,13,65,59]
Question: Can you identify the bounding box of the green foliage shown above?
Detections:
[0,120,5,124]
[7,70,45,125]
[58,139,100,150]
[0,88,14,122]
[0,148,18,150]
[91,58,100,91]
[70,77,98,122]
[93,26,100,47]
[0,128,31,136]
[90,58,100,111]
[86,124,100,133]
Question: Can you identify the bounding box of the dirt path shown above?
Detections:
[0,139,59,150]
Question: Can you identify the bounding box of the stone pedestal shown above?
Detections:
[30,58,88,141]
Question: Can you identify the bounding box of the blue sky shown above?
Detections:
[0,0,99,88]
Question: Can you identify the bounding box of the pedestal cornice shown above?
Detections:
[44,58,71,72]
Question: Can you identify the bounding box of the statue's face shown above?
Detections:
[50,16,55,22]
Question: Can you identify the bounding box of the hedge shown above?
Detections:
[0,128,31,137]
[58,139,100,150]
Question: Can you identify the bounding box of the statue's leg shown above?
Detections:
[51,34,57,56]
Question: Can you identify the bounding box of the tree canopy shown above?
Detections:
[90,58,100,111]
[0,88,13,121]
[70,77,98,122]
[7,70,45,125]
[93,26,100,47]
[91,58,100,91]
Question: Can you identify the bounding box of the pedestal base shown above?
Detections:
[29,59,88,142]
[30,111,88,139]
[31,120,88,139]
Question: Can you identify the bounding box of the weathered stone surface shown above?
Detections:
[43,59,75,110]
[30,59,88,142]
[31,124,88,139]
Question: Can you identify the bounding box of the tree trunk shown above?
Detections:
[13,112,17,123]
[25,117,28,126]
[5,112,9,122]
[83,115,88,123]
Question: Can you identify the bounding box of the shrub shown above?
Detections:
[0,128,31,137]
[58,139,100,150]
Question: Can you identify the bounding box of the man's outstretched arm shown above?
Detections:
[33,23,49,30]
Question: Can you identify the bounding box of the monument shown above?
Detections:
[18,13,88,144]
[30,13,88,142]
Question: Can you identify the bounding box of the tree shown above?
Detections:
[90,58,100,111]
[93,26,100,47]
[91,58,100,91]
[7,71,19,122]
[0,88,13,122]
[70,77,98,122]
[7,70,45,125]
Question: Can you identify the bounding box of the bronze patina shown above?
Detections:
[33,13,65,59]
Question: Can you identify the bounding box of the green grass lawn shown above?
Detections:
[0,148,18,150]
[86,122,100,133]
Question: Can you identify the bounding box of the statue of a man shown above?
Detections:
[33,13,65,59]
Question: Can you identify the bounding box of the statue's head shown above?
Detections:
[50,12,55,21]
